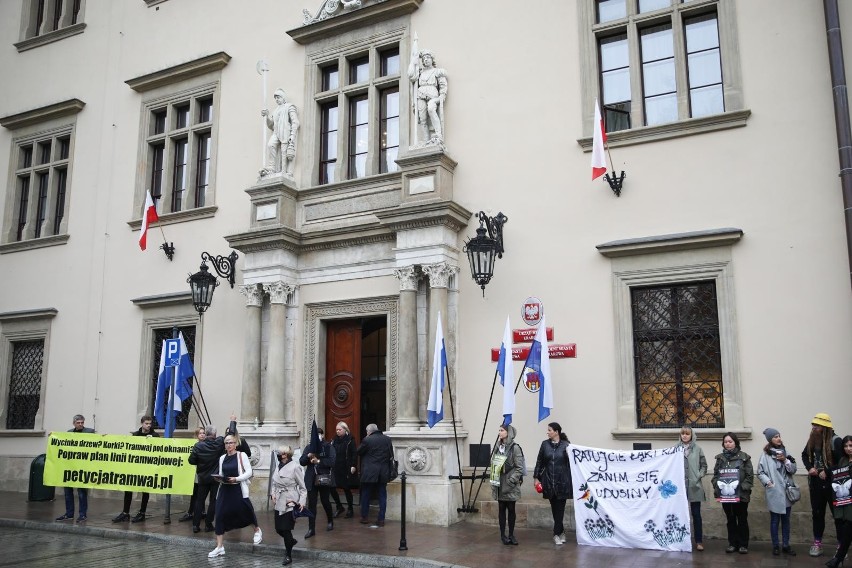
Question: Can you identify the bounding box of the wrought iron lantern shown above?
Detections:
[463,211,508,297]
[187,251,238,316]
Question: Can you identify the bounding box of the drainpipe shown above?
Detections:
[823,0,852,288]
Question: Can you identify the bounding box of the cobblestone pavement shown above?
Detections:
[0,526,383,568]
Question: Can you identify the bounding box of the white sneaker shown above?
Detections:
[558,532,567,544]
[253,528,263,545]
[207,546,225,558]
[553,534,563,545]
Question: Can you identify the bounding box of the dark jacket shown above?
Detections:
[188,420,237,484]
[491,424,524,502]
[68,427,95,434]
[533,437,573,500]
[299,439,336,491]
[357,430,394,484]
[132,427,160,438]
[332,433,357,488]
[712,449,754,502]
[802,431,842,490]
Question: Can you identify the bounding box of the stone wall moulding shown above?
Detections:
[288,0,423,44]
[0,99,85,130]
[125,52,232,93]
[375,200,471,234]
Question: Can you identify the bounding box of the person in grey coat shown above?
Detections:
[757,427,798,556]
[491,423,524,545]
[679,426,707,551]
[533,421,572,545]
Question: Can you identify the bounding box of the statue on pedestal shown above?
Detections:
[260,89,300,178]
[408,40,448,149]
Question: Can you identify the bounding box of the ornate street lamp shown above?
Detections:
[463,211,508,297]
[187,251,239,316]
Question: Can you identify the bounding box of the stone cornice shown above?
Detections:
[131,291,193,308]
[297,171,401,200]
[0,99,85,130]
[125,52,232,93]
[128,206,218,229]
[288,0,423,45]
[577,110,751,151]
[0,308,58,323]
[13,23,86,53]
[395,148,458,172]
[376,199,472,233]
[596,228,744,258]
[226,226,303,254]
[0,234,69,254]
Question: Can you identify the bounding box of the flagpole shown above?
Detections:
[443,362,465,511]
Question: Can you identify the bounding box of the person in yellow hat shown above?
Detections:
[801,413,843,557]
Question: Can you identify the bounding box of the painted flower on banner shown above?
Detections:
[644,513,689,546]
[583,514,615,540]
[658,479,678,498]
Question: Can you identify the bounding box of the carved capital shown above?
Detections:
[393,266,419,292]
[422,262,457,289]
[263,281,297,305]
[238,284,264,308]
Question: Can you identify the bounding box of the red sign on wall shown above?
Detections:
[490,343,577,362]
[513,327,553,343]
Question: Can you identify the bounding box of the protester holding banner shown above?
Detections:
[757,427,798,556]
[112,415,159,524]
[331,421,357,519]
[712,432,754,554]
[826,435,852,568]
[188,416,238,533]
[802,412,843,557]
[272,445,308,566]
[55,414,95,523]
[491,423,524,546]
[300,427,336,538]
[207,434,261,558]
[679,426,707,551]
[533,421,572,546]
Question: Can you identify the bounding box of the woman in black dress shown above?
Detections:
[331,421,357,518]
[207,434,261,558]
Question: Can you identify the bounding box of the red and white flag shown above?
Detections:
[591,99,607,181]
[139,191,159,251]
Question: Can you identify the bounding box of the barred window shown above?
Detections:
[6,339,44,430]
[149,326,196,430]
[631,281,724,428]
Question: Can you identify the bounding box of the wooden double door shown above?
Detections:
[324,317,387,445]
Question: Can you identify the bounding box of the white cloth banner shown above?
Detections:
[569,443,691,552]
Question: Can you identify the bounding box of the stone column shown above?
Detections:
[393,266,420,429]
[262,281,295,426]
[238,284,263,424]
[422,262,454,423]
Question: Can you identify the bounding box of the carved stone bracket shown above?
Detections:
[239,283,264,307]
[263,281,297,305]
[421,262,458,289]
[393,266,420,292]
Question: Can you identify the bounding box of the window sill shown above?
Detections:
[611,427,752,441]
[14,23,86,53]
[578,109,751,151]
[0,234,69,254]
[0,430,46,437]
[127,205,218,231]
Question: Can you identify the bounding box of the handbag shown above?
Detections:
[314,471,334,486]
[785,479,801,504]
[388,458,399,482]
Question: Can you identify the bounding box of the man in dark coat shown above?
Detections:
[188,415,238,532]
[112,415,159,523]
[357,423,394,526]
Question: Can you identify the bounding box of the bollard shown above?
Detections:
[398,471,408,551]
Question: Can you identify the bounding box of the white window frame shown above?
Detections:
[577,0,749,150]
[597,228,750,440]
[0,308,56,436]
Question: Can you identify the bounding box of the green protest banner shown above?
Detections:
[44,432,195,494]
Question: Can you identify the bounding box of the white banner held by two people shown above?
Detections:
[568,443,691,552]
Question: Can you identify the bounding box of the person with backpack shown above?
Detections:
[533,421,572,546]
[491,423,524,545]
[802,412,843,557]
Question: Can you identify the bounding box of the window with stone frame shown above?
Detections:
[10,128,72,243]
[148,326,196,430]
[598,229,746,440]
[315,42,403,185]
[15,0,86,52]
[631,280,724,428]
[144,89,215,215]
[0,308,55,432]
[579,0,747,146]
